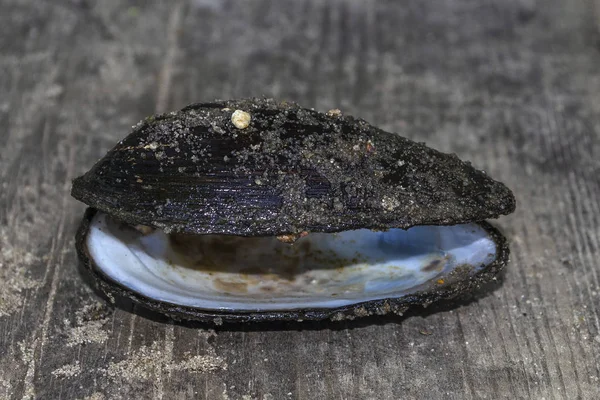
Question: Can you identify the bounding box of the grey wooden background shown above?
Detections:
[1,0,599,399]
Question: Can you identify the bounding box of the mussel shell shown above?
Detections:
[76,208,509,324]
[71,98,515,235]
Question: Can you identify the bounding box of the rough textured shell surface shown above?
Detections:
[72,98,515,235]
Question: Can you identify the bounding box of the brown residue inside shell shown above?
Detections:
[421,255,450,272]
[276,231,309,244]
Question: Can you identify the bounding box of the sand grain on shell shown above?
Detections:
[231,109,251,129]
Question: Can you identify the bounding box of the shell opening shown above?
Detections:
[86,212,498,312]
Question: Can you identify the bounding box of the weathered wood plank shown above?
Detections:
[1,0,599,399]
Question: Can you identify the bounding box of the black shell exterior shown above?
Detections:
[76,208,510,324]
[72,98,515,235]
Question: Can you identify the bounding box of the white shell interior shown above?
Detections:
[87,212,497,311]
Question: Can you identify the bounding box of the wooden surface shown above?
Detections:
[1,0,599,399]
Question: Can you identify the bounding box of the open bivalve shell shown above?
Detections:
[72,98,515,323]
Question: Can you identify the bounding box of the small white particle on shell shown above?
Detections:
[211,123,225,134]
[231,110,251,129]
[397,160,405,167]
[382,195,400,211]
[326,108,342,117]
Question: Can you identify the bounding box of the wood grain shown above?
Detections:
[1,0,599,399]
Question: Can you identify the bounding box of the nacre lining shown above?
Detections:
[88,212,496,311]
